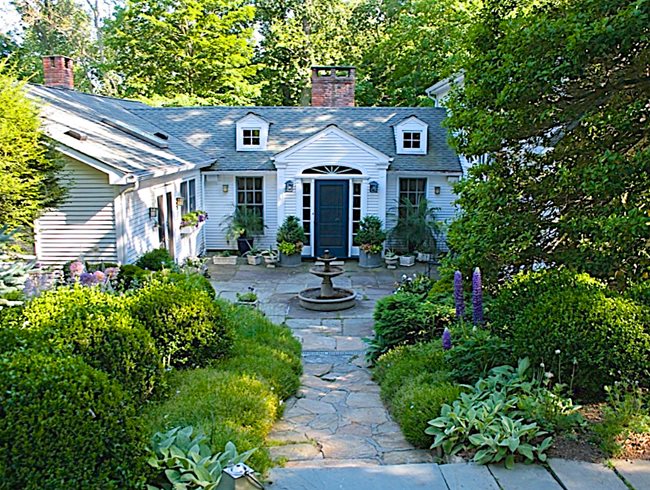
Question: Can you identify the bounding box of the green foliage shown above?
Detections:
[0,226,33,307]
[116,264,151,290]
[135,248,176,271]
[0,351,146,489]
[104,0,261,104]
[276,215,305,246]
[426,359,582,468]
[355,216,386,248]
[129,283,234,368]
[392,377,461,448]
[0,69,66,241]
[151,270,216,299]
[626,280,650,309]
[20,285,164,401]
[444,0,650,287]
[492,270,650,400]
[389,198,441,254]
[144,369,278,475]
[445,326,513,384]
[394,273,437,298]
[147,426,256,490]
[224,206,265,242]
[367,292,455,363]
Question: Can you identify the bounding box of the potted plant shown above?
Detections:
[261,248,278,268]
[223,207,265,256]
[355,216,386,268]
[276,216,305,267]
[384,249,399,269]
[389,197,441,267]
[212,250,237,265]
[244,246,263,266]
[236,287,258,308]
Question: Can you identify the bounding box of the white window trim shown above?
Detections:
[236,114,269,151]
[394,116,428,155]
[234,176,266,235]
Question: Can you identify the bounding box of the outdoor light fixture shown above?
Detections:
[222,184,229,193]
[434,186,441,195]
[369,181,379,193]
[148,207,158,219]
[175,196,185,207]
[285,180,294,193]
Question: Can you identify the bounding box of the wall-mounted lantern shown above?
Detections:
[222,184,229,193]
[434,186,441,195]
[175,196,185,207]
[148,207,159,219]
[285,180,294,193]
[369,181,379,193]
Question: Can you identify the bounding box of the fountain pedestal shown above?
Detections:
[298,250,357,311]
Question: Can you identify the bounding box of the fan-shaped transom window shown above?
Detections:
[302,165,362,175]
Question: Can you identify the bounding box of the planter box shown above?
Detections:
[212,255,237,265]
[246,255,262,266]
[359,250,382,268]
[385,257,399,269]
[399,255,416,267]
[417,252,435,262]
[180,221,205,237]
[279,252,302,267]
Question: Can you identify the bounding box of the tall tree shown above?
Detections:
[444,0,650,288]
[103,0,261,105]
[0,68,66,244]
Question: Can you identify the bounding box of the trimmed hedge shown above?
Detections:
[129,283,233,368]
[134,248,175,271]
[19,286,163,401]
[368,292,455,363]
[0,351,146,489]
[492,270,650,400]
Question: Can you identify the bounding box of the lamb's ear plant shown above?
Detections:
[147,426,256,490]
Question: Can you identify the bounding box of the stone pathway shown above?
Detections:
[208,260,650,489]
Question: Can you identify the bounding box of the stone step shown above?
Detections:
[268,463,447,490]
[548,458,627,490]
[440,463,499,490]
[489,463,563,490]
[612,459,650,490]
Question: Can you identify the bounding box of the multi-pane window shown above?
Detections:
[242,129,261,146]
[302,182,312,246]
[180,179,196,215]
[399,178,426,219]
[236,177,264,224]
[351,182,362,244]
[403,131,421,149]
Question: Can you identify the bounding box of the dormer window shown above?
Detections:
[394,116,428,155]
[236,113,269,151]
[243,129,261,146]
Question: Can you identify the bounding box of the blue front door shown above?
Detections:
[315,180,349,258]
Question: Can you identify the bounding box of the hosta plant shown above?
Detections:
[147,426,256,490]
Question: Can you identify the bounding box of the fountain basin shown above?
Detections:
[298,287,357,311]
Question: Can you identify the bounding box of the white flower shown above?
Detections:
[544,372,554,379]
[540,362,545,368]
[554,349,561,355]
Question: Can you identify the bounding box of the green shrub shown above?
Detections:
[374,341,448,401]
[367,293,455,363]
[150,270,216,299]
[135,248,176,271]
[626,280,650,309]
[144,368,279,475]
[392,377,461,447]
[0,351,146,489]
[130,284,233,367]
[116,264,151,290]
[492,270,650,400]
[445,326,513,384]
[20,286,163,401]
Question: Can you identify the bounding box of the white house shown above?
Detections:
[30,58,462,266]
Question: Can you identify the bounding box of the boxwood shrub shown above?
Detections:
[492,270,650,400]
[19,286,163,401]
[134,248,176,271]
[130,283,233,368]
[0,351,147,489]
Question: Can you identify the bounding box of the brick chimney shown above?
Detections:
[311,66,355,107]
[42,55,74,89]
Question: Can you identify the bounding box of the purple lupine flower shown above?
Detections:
[79,272,96,286]
[454,270,465,319]
[442,328,452,350]
[69,260,84,279]
[472,267,484,325]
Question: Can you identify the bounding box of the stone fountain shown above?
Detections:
[298,250,356,311]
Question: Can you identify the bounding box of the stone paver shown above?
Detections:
[440,463,499,490]
[548,458,628,490]
[489,463,562,490]
[613,459,650,490]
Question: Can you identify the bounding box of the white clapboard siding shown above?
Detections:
[204,172,277,251]
[36,158,117,266]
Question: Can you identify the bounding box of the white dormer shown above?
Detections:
[236,113,269,151]
[393,116,428,155]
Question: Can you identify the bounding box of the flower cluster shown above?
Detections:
[69,261,120,289]
[472,267,484,325]
[454,270,465,319]
[442,328,452,350]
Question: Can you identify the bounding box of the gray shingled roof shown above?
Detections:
[28,85,215,180]
[129,106,462,172]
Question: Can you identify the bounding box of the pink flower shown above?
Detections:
[93,270,106,283]
[69,260,84,277]
[104,267,119,279]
